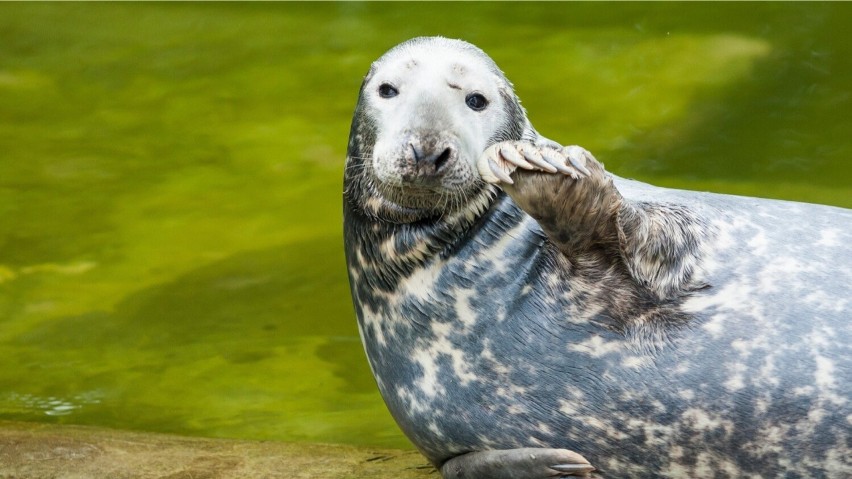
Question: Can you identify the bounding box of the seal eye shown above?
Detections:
[465,93,488,111]
[378,83,399,98]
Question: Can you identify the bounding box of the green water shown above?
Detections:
[1,3,850,450]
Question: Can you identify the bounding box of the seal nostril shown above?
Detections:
[434,148,452,172]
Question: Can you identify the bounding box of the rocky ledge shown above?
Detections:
[0,421,432,478]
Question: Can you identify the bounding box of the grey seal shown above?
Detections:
[343,36,851,478]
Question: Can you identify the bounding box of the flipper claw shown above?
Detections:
[518,143,558,172]
[489,158,514,184]
[551,463,596,474]
[500,144,535,170]
[478,140,597,187]
[562,145,593,177]
[540,147,578,177]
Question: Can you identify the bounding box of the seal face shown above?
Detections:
[344,37,852,479]
[345,37,530,224]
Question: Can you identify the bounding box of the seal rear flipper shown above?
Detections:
[440,448,596,479]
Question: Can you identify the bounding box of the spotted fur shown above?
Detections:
[344,37,851,478]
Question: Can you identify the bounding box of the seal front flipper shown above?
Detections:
[479,140,710,299]
[477,139,622,259]
[440,448,596,479]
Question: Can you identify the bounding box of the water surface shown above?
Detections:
[0,3,850,449]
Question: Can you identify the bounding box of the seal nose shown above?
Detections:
[412,144,454,176]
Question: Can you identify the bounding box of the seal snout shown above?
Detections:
[411,143,454,176]
[402,134,458,183]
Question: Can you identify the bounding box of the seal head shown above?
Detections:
[345,37,531,224]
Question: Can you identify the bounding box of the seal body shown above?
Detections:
[344,37,851,478]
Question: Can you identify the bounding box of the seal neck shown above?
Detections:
[343,184,499,293]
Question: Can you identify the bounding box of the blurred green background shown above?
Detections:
[0,3,849,449]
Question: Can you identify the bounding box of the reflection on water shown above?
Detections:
[0,2,850,449]
[5,391,103,417]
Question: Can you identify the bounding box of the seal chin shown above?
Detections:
[369,179,480,224]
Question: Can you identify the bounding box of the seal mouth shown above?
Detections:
[347,156,492,224]
[359,142,488,222]
[345,130,497,223]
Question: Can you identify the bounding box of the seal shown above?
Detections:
[343,36,851,478]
